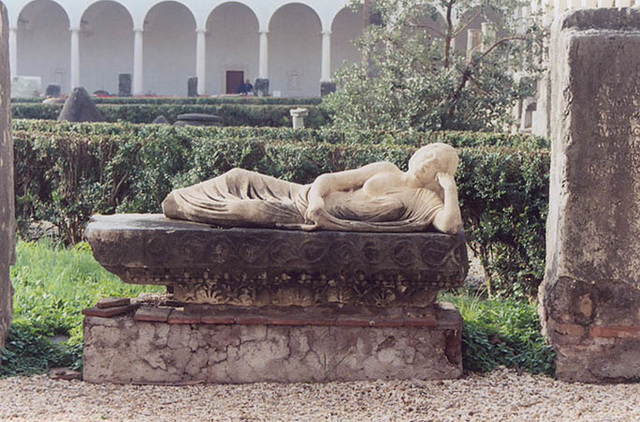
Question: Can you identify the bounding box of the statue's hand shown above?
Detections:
[436,172,457,191]
[304,202,325,224]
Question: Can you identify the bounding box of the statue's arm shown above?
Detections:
[431,173,463,234]
[305,162,399,222]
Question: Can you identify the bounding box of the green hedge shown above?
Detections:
[13,120,549,296]
[11,103,330,128]
[12,96,323,106]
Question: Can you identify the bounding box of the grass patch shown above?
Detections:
[1,240,162,376]
[442,289,555,376]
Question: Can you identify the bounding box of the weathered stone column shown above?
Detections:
[0,2,15,351]
[540,8,640,382]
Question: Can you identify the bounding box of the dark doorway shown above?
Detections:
[226,71,244,94]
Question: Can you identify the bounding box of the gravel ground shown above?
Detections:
[1,368,639,422]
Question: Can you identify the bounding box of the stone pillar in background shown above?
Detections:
[133,28,144,95]
[8,25,15,77]
[0,3,16,351]
[196,29,206,96]
[256,30,269,96]
[70,27,80,89]
[540,8,640,382]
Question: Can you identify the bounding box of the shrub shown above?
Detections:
[0,240,162,375]
[12,120,548,296]
[11,96,323,106]
[443,290,555,375]
[11,103,330,128]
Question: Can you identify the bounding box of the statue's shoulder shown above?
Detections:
[368,161,401,172]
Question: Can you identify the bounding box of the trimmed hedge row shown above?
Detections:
[12,104,329,128]
[12,96,323,106]
[13,119,549,149]
[13,120,549,296]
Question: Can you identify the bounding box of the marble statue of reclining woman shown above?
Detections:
[162,142,463,234]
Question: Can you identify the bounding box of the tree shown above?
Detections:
[322,0,545,132]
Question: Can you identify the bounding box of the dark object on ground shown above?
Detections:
[152,115,169,124]
[174,113,222,127]
[45,84,61,98]
[58,87,105,122]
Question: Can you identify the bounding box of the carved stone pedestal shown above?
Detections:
[83,302,462,384]
[84,214,468,383]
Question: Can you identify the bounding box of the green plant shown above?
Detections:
[442,289,555,375]
[11,103,330,128]
[322,0,545,132]
[12,96,323,106]
[0,240,162,375]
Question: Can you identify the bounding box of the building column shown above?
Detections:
[321,31,331,82]
[320,31,335,96]
[9,27,16,77]
[70,27,80,89]
[196,28,206,96]
[255,30,269,96]
[133,28,144,95]
[259,30,268,79]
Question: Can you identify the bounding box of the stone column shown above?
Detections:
[320,31,335,96]
[196,29,206,96]
[70,27,80,89]
[540,8,640,383]
[133,28,144,95]
[8,26,16,77]
[0,3,15,351]
[255,30,269,96]
[466,29,481,63]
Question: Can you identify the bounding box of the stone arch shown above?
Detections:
[143,1,196,95]
[206,1,259,95]
[16,0,70,94]
[330,5,362,74]
[269,2,322,97]
[79,0,134,94]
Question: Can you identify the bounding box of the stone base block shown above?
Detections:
[321,81,336,96]
[83,302,462,384]
[541,276,640,382]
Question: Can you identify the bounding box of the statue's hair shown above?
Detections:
[408,143,458,173]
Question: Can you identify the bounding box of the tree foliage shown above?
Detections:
[323,0,545,132]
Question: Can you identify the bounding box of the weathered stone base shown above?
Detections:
[83,302,462,384]
[541,277,640,382]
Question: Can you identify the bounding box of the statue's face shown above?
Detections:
[409,144,458,184]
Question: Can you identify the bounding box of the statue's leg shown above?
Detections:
[163,168,307,227]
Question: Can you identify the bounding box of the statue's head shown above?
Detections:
[408,143,459,182]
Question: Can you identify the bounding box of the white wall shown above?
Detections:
[206,2,259,95]
[6,0,363,97]
[79,1,133,94]
[331,6,362,74]
[269,3,321,97]
[17,0,70,93]
[144,1,196,96]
